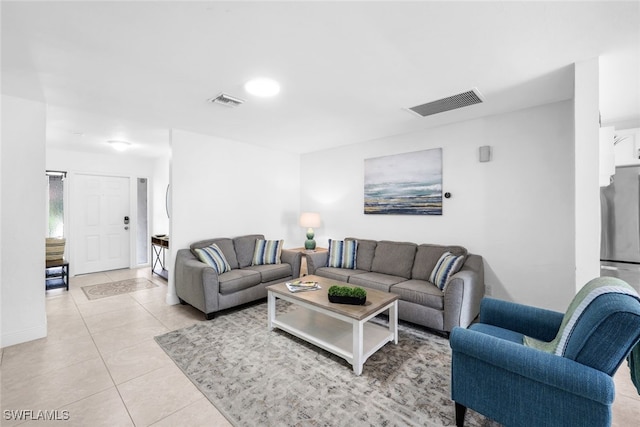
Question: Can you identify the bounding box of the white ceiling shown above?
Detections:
[2,1,639,157]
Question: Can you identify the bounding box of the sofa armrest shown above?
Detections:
[281,249,302,278]
[479,297,564,341]
[306,251,328,275]
[175,249,221,314]
[443,254,485,331]
[450,326,614,405]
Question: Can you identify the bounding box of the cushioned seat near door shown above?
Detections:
[450,277,640,427]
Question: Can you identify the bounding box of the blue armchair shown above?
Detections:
[450,277,640,427]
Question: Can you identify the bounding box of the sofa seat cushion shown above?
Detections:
[349,272,406,292]
[315,267,367,282]
[245,263,292,283]
[218,269,262,294]
[390,279,444,310]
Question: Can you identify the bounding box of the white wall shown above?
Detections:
[152,153,170,236]
[614,127,640,166]
[46,148,166,273]
[168,129,301,302]
[1,95,47,347]
[573,58,602,291]
[301,101,576,311]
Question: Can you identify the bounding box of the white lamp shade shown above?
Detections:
[299,212,321,228]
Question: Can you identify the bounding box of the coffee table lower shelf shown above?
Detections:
[268,292,398,375]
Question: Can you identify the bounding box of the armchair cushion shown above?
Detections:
[523,277,640,374]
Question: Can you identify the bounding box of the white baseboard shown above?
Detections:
[1,322,47,348]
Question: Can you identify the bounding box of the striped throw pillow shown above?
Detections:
[429,251,465,290]
[327,239,358,269]
[252,239,283,265]
[194,244,231,274]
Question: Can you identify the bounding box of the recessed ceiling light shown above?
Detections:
[107,140,131,151]
[244,78,280,97]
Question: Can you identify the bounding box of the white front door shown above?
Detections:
[74,174,130,274]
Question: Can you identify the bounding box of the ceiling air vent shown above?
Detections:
[208,93,245,108]
[408,88,484,117]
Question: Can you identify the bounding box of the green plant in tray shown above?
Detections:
[328,285,367,298]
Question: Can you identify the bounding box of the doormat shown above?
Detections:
[81,278,158,300]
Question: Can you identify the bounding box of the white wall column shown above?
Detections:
[574,58,602,291]
[166,129,179,305]
[1,95,47,347]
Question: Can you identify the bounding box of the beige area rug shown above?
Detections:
[81,278,158,300]
[155,302,498,427]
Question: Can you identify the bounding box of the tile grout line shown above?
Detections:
[69,274,139,427]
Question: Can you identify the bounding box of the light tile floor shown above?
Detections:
[1,268,231,427]
[1,267,638,426]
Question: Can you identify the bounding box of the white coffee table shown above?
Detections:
[267,275,399,375]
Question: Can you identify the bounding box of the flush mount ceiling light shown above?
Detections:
[244,78,280,97]
[107,140,131,151]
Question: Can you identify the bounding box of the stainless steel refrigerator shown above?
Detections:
[601,165,640,263]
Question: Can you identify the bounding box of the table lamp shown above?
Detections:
[299,212,321,250]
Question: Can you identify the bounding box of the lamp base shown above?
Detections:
[304,228,316,250]
[304,239,316,250]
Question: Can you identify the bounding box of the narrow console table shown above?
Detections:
[151,235,169,280]
[45,258,69,291]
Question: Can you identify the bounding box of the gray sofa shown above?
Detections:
[306,238,484,335]
[175,234,302,319]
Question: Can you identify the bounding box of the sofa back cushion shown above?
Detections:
[412,244,468,281]
[191,238,239,269]
[371,241,417,279]
[346,238,377,271]
[234,234,265,268]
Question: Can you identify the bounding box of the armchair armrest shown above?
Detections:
[479,297,563,341]
[306,251,328,275]
[450,327,615,405]
[281,249,302,279]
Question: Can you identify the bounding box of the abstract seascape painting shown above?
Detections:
[364,148,443,215]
